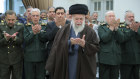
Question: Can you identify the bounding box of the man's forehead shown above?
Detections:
[32,11,40,15]
[93,13,98,16]
[107,13,115,17]
[49,8,55,11]
[27,8,33,11]
[127,13,134,16]
[6,14,16,18]
[41,13,46,15]
[56,9,65,13]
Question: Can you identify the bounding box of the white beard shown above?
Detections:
[125,19,135,25]
[71,19,85,36]
[125,20,131,25]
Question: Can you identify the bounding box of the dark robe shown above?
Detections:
[45,24,99,79]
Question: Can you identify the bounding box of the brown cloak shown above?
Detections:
[45,24,99,79]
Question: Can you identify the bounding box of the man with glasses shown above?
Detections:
[24,8,47,79]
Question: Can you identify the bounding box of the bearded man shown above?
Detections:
[45,4,99,79]
[120,10,140,79]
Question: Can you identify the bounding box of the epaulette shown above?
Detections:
[100,23,106,26]
[26,23,32,26]
[16,22,23,26]
[42,18,47,20]
[1,20,4,23]
[41,22,47,26]
[119,22,126,28]
[0,21,5,26]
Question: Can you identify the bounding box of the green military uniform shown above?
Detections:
[119,23,140,79]
[1,20,4,23]
[0,22,24,79]
[41,18,48,24]
[92,20,100,25]
[24,22,47,79]
[98,23,126,79]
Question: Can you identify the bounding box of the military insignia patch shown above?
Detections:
[100,23,106,26]
[41,22,47,26]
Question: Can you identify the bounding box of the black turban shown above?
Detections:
[69,4,88,15]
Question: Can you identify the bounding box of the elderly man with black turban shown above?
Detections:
[45,4,99,79]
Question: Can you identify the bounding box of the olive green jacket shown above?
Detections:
[24,22,47,62]
[98,23,126,65]
[0,22,24,65]
[120,23,140,64]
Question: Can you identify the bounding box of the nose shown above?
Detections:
[130,17,134,20]
[59,14,62,17]
[77,19,82,23]
[9,20,13,23]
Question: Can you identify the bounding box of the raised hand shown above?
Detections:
[70,35,86,47]
[109,18,120,31]
[70,38,77,45]
[75,35,85,47]
[36,24,42,33]
[11,32,18,40]
[4,33,11,41]
[129,22,140,32]
[89,23,94,28]
[32,24,42,34]
[114,19,120,30]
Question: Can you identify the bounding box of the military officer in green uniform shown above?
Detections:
[120,10,140,79]
[91,12,100,25]
[0,10,24,79]
[24,8,47,79]
[40,10,48,24]
[98,11,126,79]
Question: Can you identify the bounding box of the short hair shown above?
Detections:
[92,12,98,15]
[48,7,55,11]
[105,11,114,16]
[26,6,33,9]
[5,10,16,16]
[31,8,40,15]
[55,7,66,13]
[40,10,47,14]
[125,10,134,18]
[87,10,90,15]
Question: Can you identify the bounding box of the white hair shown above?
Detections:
[31,8,40,15]
[125,10,134,18]
[105,11,115,17]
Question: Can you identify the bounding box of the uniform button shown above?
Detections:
[13,46,15,48]
[8,52,10,54]
[8,47,9,48]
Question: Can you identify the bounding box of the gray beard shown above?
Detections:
[125,19,135,25]
[71,20,85,34]
[125,20,131,25]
